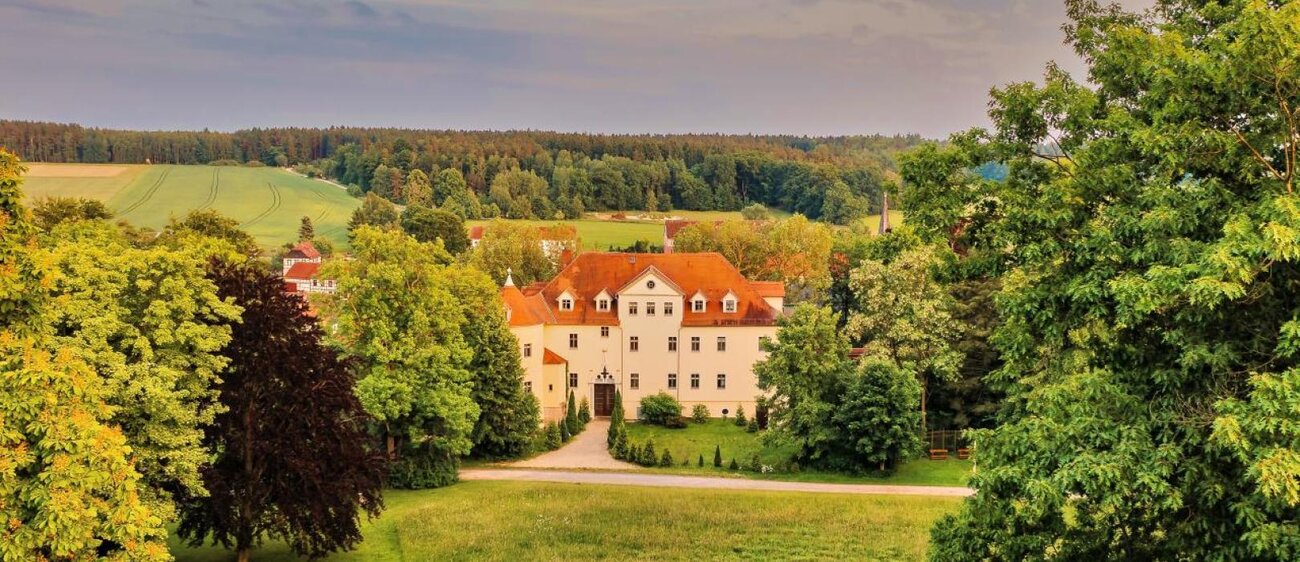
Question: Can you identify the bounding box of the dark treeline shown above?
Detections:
[1,120,923,223]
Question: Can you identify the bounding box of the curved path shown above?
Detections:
[509,419,639,470]
[461,468,973,497]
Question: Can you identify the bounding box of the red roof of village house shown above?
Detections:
[542,348,568,365]
[469,225,485,240]
[283,262,321,281]
[539,252,779,326]
[750,281,786,298]
[664,220,698,240]
[286,241,321,260]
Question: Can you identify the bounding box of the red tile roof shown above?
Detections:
[542,348,568,365]
[538,252,779,327]
[469,225,485,240]
[501,284,554,327]
[664,220,698,240]
[751,281,786,298]
[286,241,321,259]
[283,262,321,281]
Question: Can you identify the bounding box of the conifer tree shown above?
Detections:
[714,445,723,467]
[298,215,314,241]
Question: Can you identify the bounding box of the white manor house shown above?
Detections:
[502,252,785,421]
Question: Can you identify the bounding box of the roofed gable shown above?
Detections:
[615,265,684,297]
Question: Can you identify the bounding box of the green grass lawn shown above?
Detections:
[21,164,359,249]
[169,480,959,561]
[625,419,970,487]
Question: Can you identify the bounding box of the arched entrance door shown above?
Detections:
[593,370,616,417]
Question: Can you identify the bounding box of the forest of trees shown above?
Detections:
[0,120,920,223]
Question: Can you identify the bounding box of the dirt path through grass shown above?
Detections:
[461,468,973,497]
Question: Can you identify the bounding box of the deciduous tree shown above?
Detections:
[318,227,477,488]
[178,260,385,562]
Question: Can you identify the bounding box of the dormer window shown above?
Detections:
[692,299,705,313]
[561,298,573,311]
[722,290,738,313]
[597,298,610,312]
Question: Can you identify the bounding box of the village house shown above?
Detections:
[470,224,580,255]
[502,252,784,422]
[281,241,337,294]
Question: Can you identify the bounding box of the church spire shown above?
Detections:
[878,192,892,235]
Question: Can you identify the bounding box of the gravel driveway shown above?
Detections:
[509,419,640,470]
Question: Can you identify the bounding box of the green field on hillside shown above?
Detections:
[22,164,359,249]
[169,481,958,561]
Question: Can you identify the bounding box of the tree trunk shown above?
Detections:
[237,547,251,562]
[386,434,396,458]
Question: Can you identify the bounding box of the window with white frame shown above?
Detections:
[646,302,656,316]
[692,298,705,312]
[668,336,677,352]
[629,336,639,352]
[630,373,639,389]
[523,343,532,357]
[524,381,532,392]
[717,337,726,352]
[597,298,610,311]
[561,298,573,311]
[601,326,610,338]
[723,298,737,313]
[664,301,674,316]
[569,373,578,387]
[716,374,727,389]
[690,373,700,389]
[569,333,578,348]
[668,373,677,389]
[629,302,639,315]
[690,336,701,351]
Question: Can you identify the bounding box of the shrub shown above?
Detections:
[713,445,723,467]
[682,457,690,467]
[746,418,759,433]
[755,398,769,430]
[639,392,682,426]
[734,404,747,426]
[565,391,580,435]
[691,404,710,424]
[641,441,658,467]
[660,450,674,467]
[388,450,459,489]
[663,415,688,429]
[578,397,592,425]
[244,160,266,167]
[750,453,762,472]
[545,422,561,449]
[741,203,771,220]
[698,454,705,467]
[560,420,571,442]
[728,458,739,470]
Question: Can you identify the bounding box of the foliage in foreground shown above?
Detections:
[0,149,169,560]
[177,261,386,562]
[911,1,1300,559]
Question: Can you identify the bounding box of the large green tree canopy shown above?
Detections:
[913,1,1300,559]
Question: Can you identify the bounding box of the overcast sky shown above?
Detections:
[0,0,1147,138]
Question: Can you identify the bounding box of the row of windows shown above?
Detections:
[627,301,674,316]
[566,333,739,351]
[570,297,737,314]
[619,373,727,390]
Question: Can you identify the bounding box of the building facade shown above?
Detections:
[281,241,336,294]
[502,252,784,422]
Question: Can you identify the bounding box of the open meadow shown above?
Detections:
[168,480,959,561]
[21,163,360,249]
[625,419,971,486]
